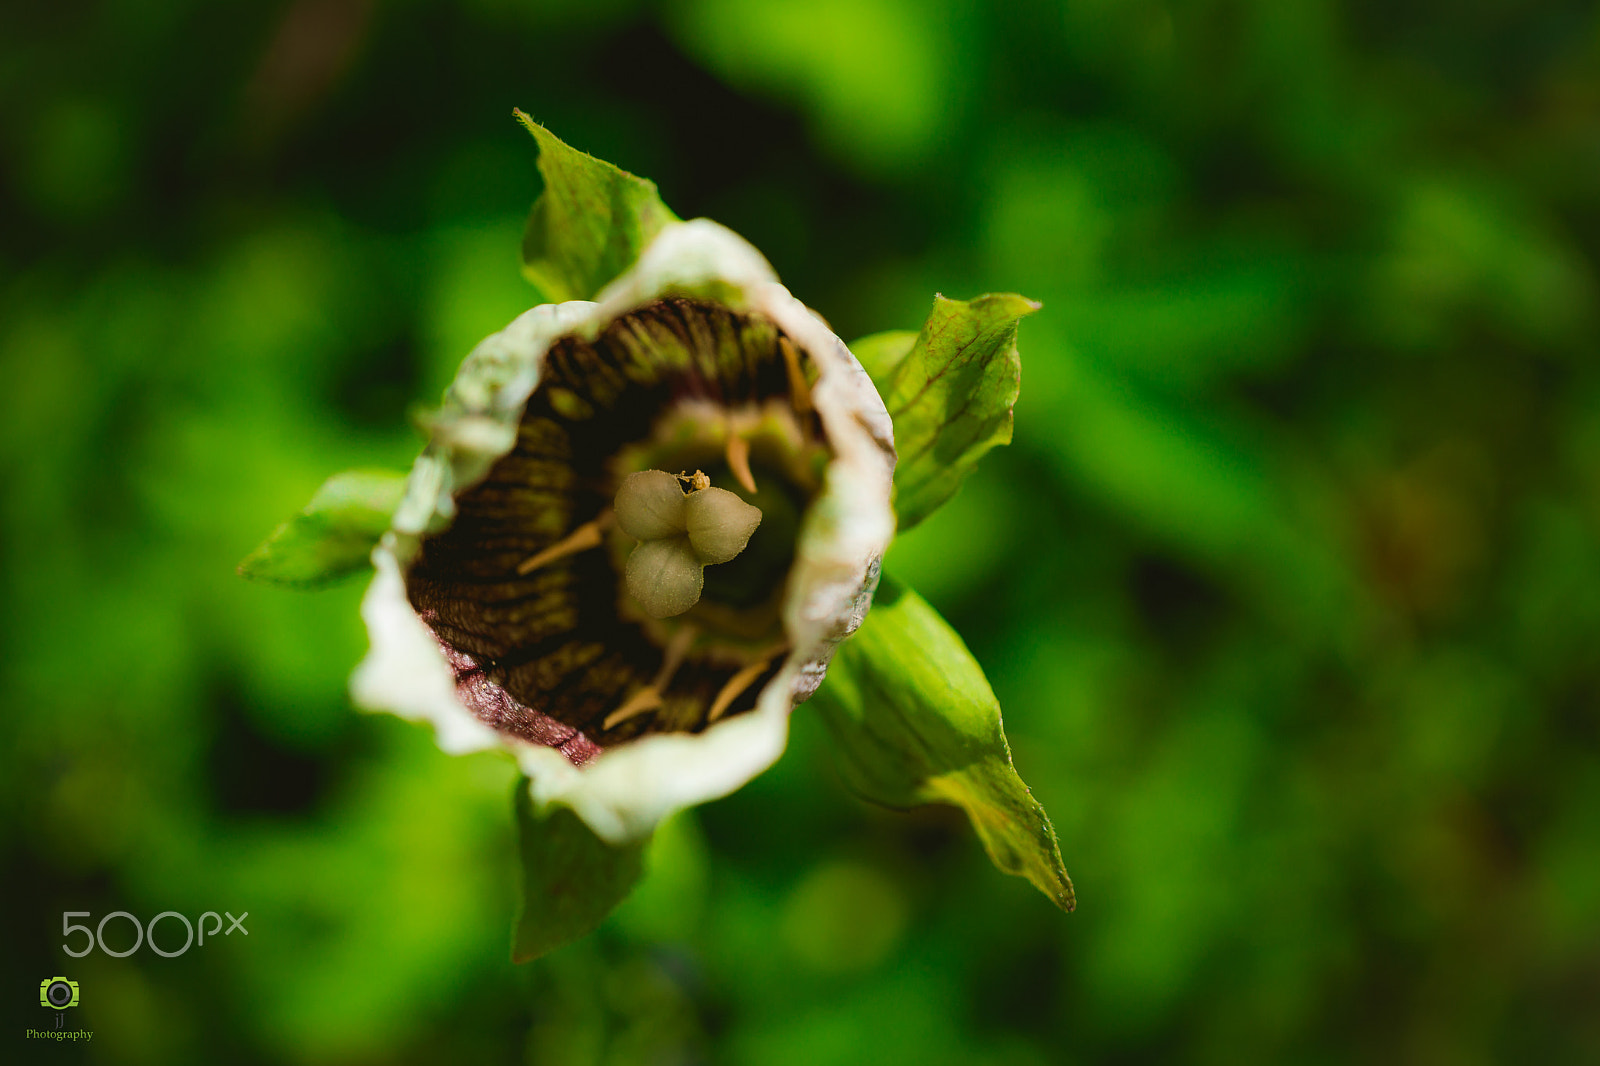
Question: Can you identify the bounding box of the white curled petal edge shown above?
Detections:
[350,219,896,845]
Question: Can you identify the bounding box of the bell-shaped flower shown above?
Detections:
[241,115,1072,960]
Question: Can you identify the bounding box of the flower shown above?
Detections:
[351,215,896,845]
[242,116,1072,959]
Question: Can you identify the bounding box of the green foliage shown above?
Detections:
[8,1,1600,1063]
[868,293,1037,531]
[812,573,1073,910]
[515,111,680,303]
[513,783,648,963]
[237,469,408,587]
[669,0,961,173]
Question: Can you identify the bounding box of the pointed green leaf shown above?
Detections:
[877,293,1039,531]
[514,110,681,303]
[810,573,1074,911]
[237,469,407,587]
[513,779,648,962]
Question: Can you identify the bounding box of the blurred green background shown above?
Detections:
[5,0,1600,1062]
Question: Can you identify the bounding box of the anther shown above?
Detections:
[725,435,758,494]
[516,511,614,574]
[707,644,788,722]
[601,621,698,731]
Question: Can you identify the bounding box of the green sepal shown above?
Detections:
[810,573,1074,911]
[514,110,681,303]
[512,779,648,963]
[870,293,1039,531]
[237,469,408,588]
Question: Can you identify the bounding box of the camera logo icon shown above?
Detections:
[40,978,79,1009]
